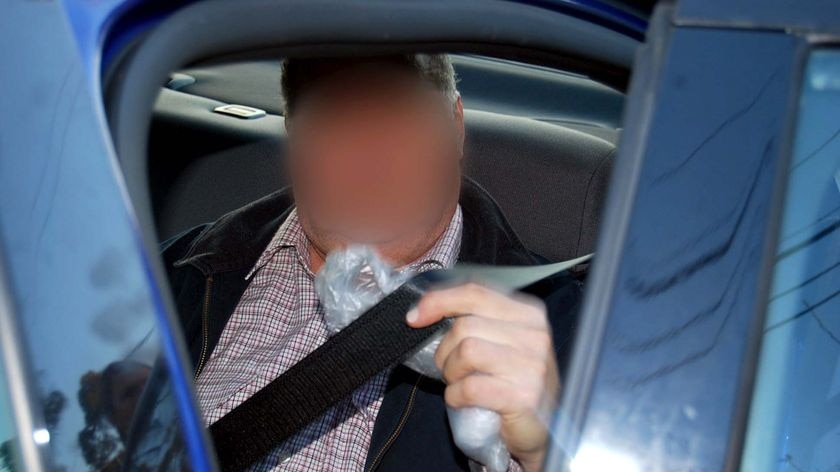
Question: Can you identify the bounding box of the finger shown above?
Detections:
[440,336,546,386]
[434,316,553,370]
[445,374,541,417]
[446,375,555,471]
[406,282,546,328]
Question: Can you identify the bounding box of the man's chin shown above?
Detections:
[327,226,407,246]
[302,206,447,254]
[312,218,423,247]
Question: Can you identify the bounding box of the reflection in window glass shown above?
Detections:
[0,360,21,471]
[741,49,840,471]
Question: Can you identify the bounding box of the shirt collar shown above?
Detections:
[246,205,463,280]
[245,208,309,279]
[403,205,462,273]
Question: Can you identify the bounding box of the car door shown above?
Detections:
[4,0,838,471]
[549,1,840,471]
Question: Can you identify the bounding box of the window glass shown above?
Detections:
[0,4,208,471]
[741,48,840,471]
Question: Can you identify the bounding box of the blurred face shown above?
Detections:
[285,61,464,262]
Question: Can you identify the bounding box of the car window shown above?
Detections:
[741,48,840,472]
[0,4,211,471]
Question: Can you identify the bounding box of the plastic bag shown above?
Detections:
[314,245,511,472]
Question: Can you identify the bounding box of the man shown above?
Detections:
[161,54,582,471]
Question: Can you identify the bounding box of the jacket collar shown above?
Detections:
[174,177,538,274]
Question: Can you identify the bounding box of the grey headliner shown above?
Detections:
[173,55,625,132]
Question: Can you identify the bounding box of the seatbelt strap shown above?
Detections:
[208,254,592,471]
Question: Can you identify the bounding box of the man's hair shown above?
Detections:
[280,53,458,116]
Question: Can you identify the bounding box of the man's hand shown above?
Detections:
[405,283,559,472]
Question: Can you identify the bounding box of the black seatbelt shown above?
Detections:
[208,255,592,471]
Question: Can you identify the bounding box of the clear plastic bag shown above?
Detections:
[314,245,511,472]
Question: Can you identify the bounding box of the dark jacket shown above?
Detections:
[160,178,583,471]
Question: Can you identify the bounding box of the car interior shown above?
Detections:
[147,54,622,264]
[122,51,623,469]
[100,1,642,466]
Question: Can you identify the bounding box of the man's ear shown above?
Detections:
[453,94,465,157]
